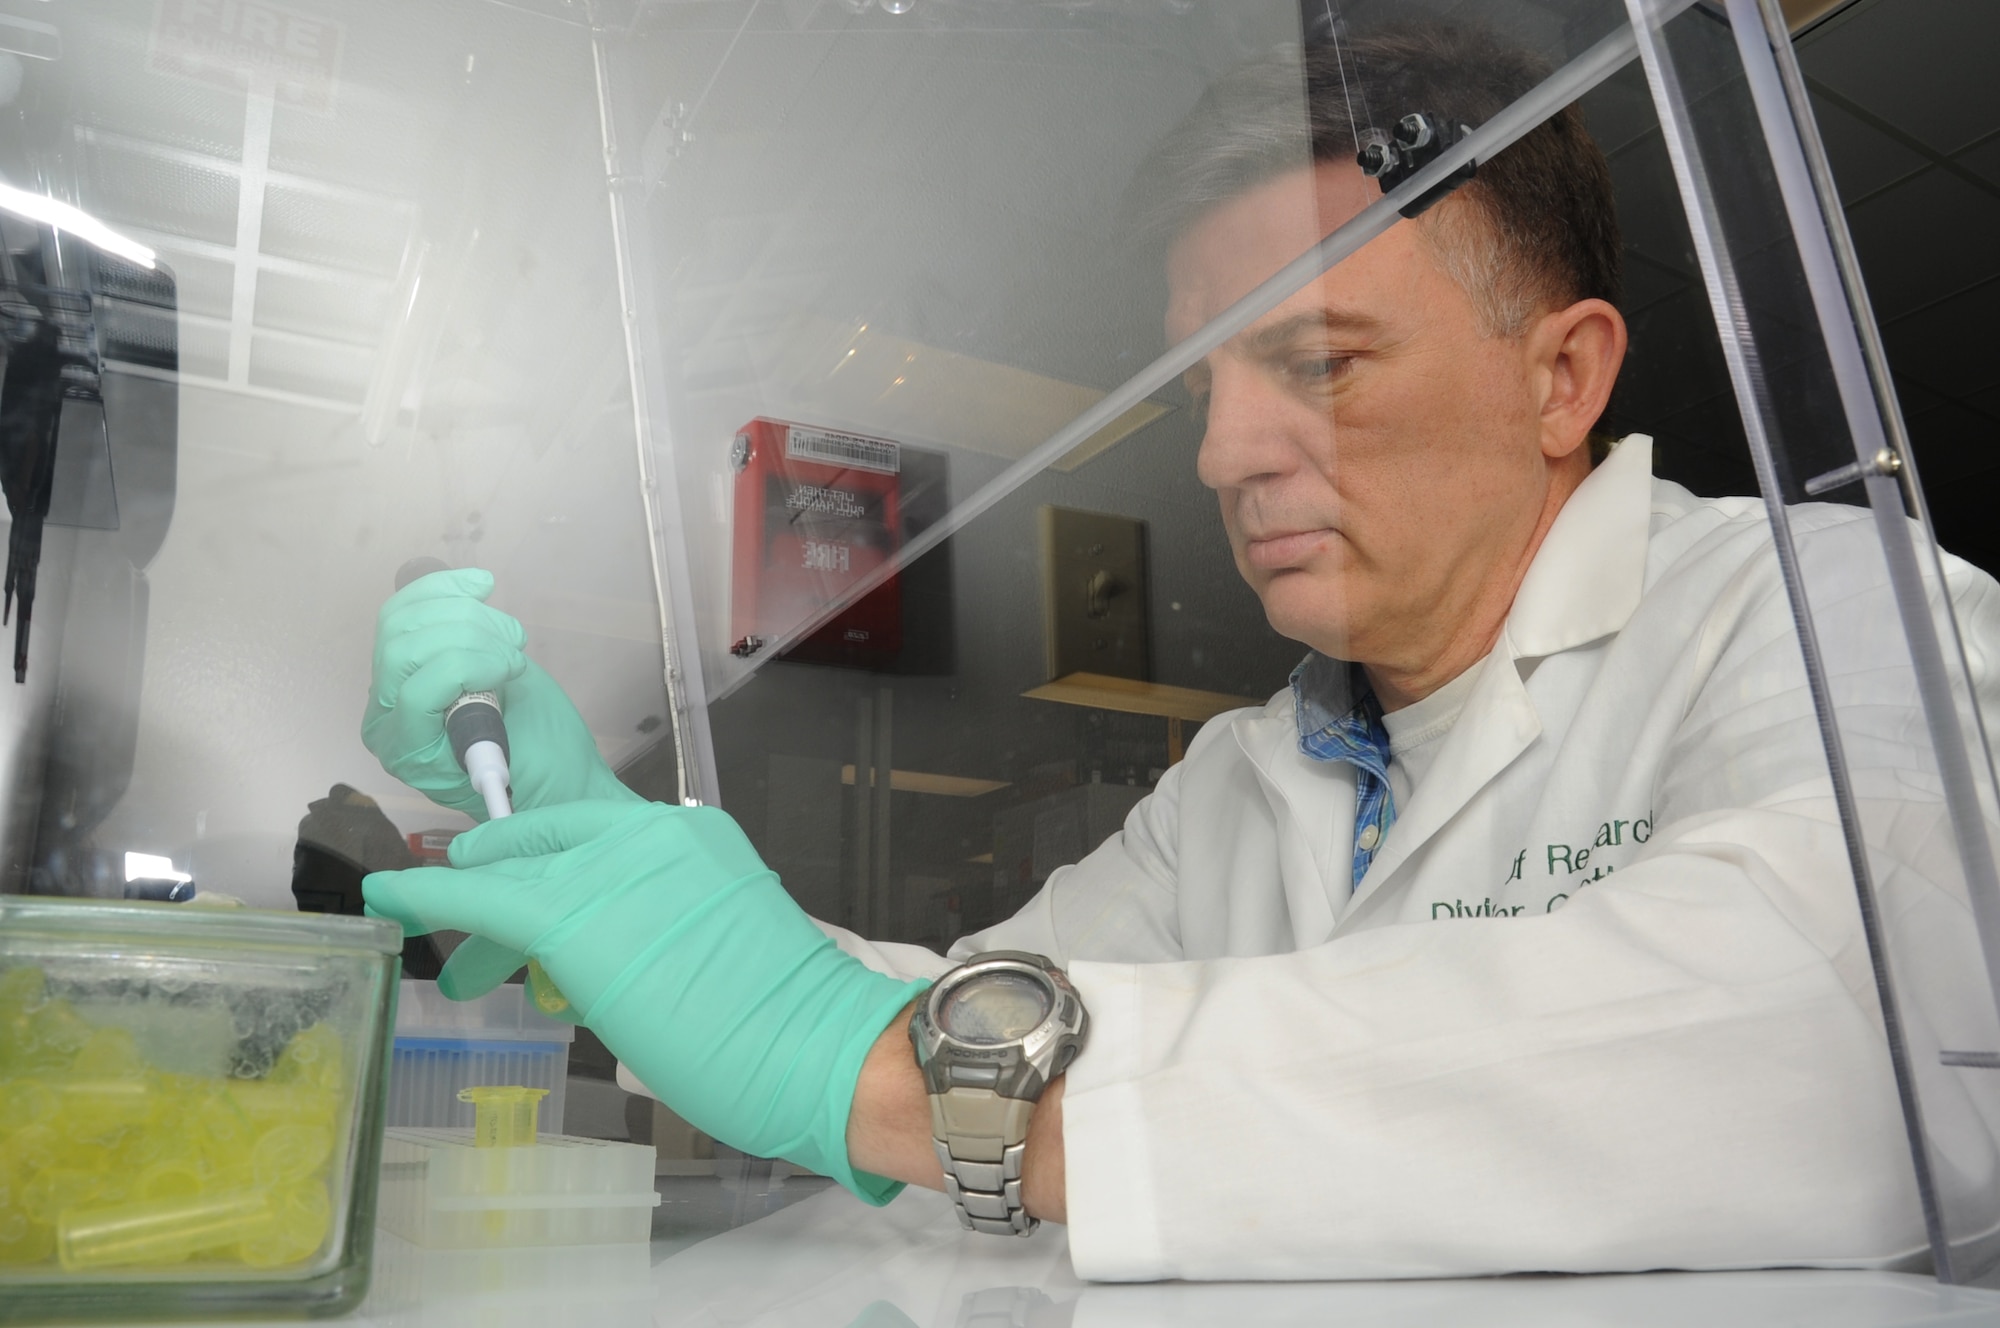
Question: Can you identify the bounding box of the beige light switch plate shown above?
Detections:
[1041,506,1150,683]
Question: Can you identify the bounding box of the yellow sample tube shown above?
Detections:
[56,1190,271,1270]
[458,1085,547,1241]
[457,1085,547,1148]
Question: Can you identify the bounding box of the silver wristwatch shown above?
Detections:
[908,951,1088,1236]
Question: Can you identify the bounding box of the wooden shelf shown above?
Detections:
[1021,672,1263,723]
[840,766,1010,798]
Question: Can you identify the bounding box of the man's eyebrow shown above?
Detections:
[1239,310,1384,355]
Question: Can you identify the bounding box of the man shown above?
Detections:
[361,26,2000,1280]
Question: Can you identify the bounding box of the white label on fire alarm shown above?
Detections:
[786,427,900,475]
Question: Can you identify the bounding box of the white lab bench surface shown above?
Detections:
[70,1177,2000,1328]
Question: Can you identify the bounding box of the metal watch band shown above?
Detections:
[928,1086,1038,1234]
[934,1126,1034,1236]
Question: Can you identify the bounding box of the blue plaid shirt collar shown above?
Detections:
[1289,651,1396,890]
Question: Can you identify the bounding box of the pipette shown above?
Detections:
[444,691,513,822]
[393,558,515,822]
[392,558,569,1015]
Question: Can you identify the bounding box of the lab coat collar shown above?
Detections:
[1502,433,1654,660]
[1235,699,1351,949]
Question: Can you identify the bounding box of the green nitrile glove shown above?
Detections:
[362,567,640,820]
[362,799,927,1202]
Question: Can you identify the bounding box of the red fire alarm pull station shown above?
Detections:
[730,418,904,667]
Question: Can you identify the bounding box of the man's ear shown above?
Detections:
[1532,298,1628,461]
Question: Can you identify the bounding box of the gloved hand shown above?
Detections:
[362,567,640,820]
[362,799,927,1203]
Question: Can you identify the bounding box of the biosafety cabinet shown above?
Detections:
[5,0,2000,1303]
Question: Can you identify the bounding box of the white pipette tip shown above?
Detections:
[464,740,514,821]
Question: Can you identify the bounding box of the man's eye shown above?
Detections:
[1289,355,1349,385]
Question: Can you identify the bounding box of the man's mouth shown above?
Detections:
[1242,528,1334,569]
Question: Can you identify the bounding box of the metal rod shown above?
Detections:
[871,685,894,937]
[851,694,874,934]
[1801,447,1899,497]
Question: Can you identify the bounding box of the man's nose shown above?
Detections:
[1195,362,1307,492]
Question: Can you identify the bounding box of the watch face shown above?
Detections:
[937,970,1053,1046]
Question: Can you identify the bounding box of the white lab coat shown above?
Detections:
[821,434,2000,1282]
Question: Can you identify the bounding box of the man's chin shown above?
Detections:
[1255,582,1355,659]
